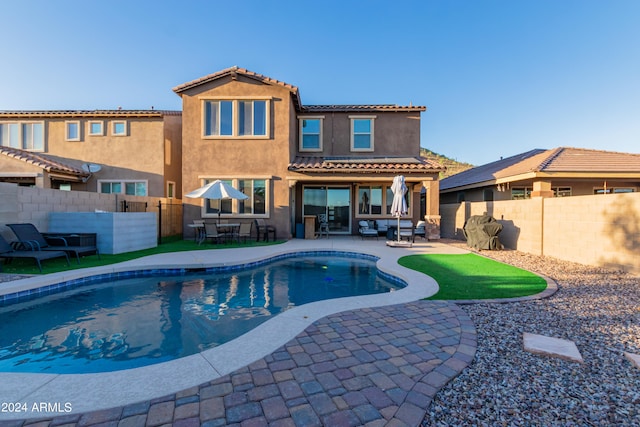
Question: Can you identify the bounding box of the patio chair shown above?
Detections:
[0,234,69,272]
[254,219,276,242]
[7,223,100,264]
[204,222,225,244]
[317,214,329,239]
[414,221,427,240]
[358,220,379,240]
[394,222,415,242]
[237,222,252,243]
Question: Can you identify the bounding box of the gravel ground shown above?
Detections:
[424,240,640,427]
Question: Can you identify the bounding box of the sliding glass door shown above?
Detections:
[303,186,351,234]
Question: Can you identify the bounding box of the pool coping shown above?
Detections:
[0,238,471,420]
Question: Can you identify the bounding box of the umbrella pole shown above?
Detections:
[397,215,401,242]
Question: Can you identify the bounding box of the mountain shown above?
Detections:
[420,148,474,179]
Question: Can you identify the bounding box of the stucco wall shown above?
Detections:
[441,192,640,274]
[179,75,294,238]
[303,110,421,157]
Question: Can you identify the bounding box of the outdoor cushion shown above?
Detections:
[358,221,378,239]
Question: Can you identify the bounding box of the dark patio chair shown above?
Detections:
[0,234,69,272]
[254,219,276,242]
[7,223,100,264]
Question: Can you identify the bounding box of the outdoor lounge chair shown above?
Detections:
[358,220,379,239]
[7,223,100,264]
[254,219,276,242]
[0,234,69,272]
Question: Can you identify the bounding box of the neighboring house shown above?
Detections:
[0,110,182,198]
[440,147,640,204]
[174,66,444,239]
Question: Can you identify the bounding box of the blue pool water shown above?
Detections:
[0,254,403,374]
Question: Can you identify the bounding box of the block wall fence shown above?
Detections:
[441,192,640,274]
[0,182,180,243]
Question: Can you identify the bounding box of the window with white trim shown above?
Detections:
[112,121,127,136]
[299,116,323,151]
[66,121,81,141]
[100,180,147,196]
[357,184,410,217]
[0,122,44,150]
[203,99,269,138]
[202,178,268,217]
[350,116,375,151]
[89,121,104,136]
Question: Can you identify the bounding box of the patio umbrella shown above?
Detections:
[390,175,408,242]
[185,180,248,223]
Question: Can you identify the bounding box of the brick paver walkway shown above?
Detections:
[14,300,476,427]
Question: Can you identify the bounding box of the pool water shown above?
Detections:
[0,255,403,374]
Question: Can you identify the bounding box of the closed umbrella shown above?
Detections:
[390,175,408,242]
[186,179,248,223]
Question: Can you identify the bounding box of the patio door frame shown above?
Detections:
[302,185,352,234]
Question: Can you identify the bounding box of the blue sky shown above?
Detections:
[1,0,639,165]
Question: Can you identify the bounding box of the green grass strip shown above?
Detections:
[0,238,283,276]
[398,253,547,300]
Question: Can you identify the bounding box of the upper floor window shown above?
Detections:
[66,121,81,141]
[299,116,323,151]
[203,99,269,138]
[239,100,266,136]
[112,121,127,136]
[350,116,375,152]
[89,121,104,136]
[0,122,44,151]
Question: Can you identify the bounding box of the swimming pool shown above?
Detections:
[0,254,403,374]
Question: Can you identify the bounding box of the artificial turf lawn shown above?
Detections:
[398,253,547,300]
[0,237,283,276]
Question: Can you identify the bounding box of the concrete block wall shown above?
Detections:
[1,182,180,248]
[440,192,640,274]
[543,193,640,273]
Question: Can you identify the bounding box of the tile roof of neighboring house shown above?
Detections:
[0,146,90,179]
[441,147,640,191]
[0,110,181,118]
[173,66,302,109]
[289,156,444,174]
[301,105,426,113]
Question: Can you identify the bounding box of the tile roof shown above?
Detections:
[0,110,180,118]
[173,66,302,109]
[0,146,89,178]
[289,156,444,174]
[441,147,640,191]
[301,104,426,113]
[172,67,426,113]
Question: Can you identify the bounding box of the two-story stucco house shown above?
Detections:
[0,110,182,198]
[174,67,444,239]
